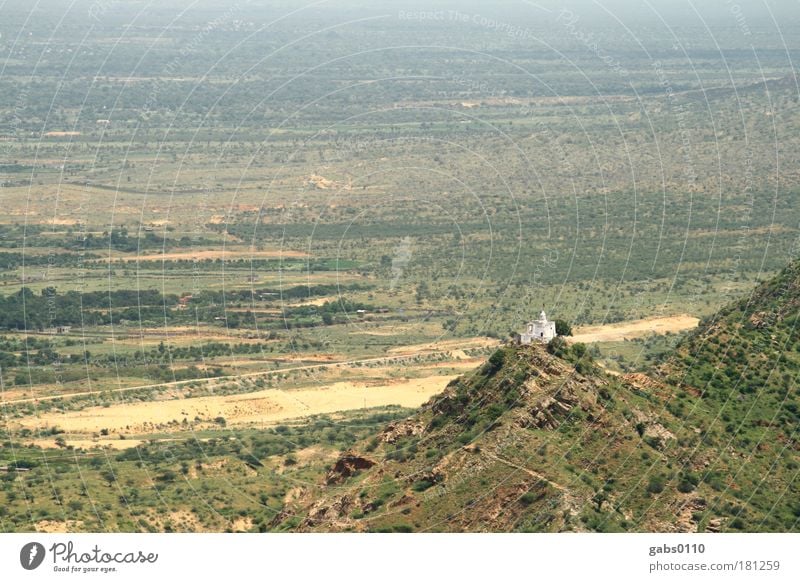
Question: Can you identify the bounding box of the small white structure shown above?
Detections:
[520,309,557,344]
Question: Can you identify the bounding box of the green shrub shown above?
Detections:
[412,480,435,492]
[646,475,665,495]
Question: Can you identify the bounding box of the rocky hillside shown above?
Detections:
[275,263,800,533]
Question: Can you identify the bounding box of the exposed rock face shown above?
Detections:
[380,419,425,444]
[672,497,707,533]
[305,495,357,528]
[325,454,375,485]
[748,311,772,328]
[643,422,675,443]
[524,394,574,429]
[631,409,676,445]
[624,372,664,393]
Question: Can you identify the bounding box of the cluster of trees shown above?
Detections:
[64,229,167,252]
[0,288,171,330]
[0,252,92,269]
[0,282,381,334]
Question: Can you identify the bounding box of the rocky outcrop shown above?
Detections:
[521,382,583,429]
[325,454,375,485]
[524,395,573,429]
[380,419,425,444]
[305,495,357,528]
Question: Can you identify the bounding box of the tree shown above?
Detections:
[488,349,505,371]
[100,469,117,486]
[555,319,573,336]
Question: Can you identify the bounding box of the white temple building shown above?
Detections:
[520,309,557,344]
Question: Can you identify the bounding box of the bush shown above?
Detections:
[547,336,568,358]
[487,349,505,372]
[571,343,587,358]
[647,475,666,495]
[645,436,663,450]
[157,470,177,483]
[412,480,435,492]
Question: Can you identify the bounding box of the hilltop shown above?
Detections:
[276,262,800,532]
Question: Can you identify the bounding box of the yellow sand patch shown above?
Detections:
[569,315,699,344]
[309,174,351,190]
[44,131,81,137]
[44,217,80,226]
[290,296,338,307]
[230,517,254,532]
[294,445,340,466]
[17,375,455,435]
